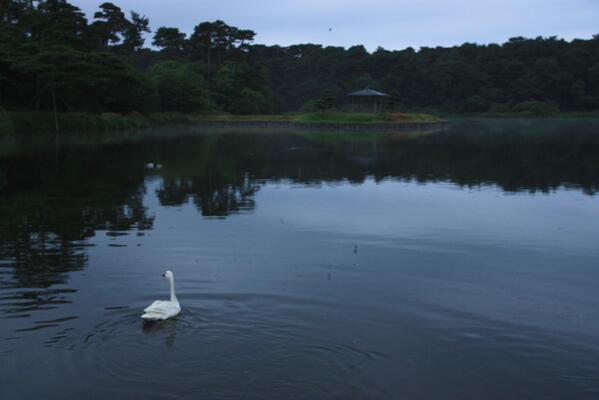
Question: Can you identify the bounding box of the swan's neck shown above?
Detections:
[168,277,178,304]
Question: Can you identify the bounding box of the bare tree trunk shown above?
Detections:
[53,89,60,172]
[52,89,59,135]
[34,77,41,110]
[207,38,212,80]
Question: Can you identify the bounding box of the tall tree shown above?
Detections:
[0,0,36,25]
[33,0,88,48]
[121,11,149,52]
[88,2,127,49]
[152,27,186,54]
[189,20,255,65]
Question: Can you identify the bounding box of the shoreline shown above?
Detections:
[4,110,599,136]
[0,111,446,135]
[191,119,449,132]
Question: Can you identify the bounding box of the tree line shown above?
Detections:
[1,0,599,115]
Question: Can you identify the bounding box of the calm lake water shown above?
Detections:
[1,119,599,399]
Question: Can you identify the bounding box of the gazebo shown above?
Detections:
[348,88,389,113]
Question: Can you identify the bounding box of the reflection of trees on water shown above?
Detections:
[152,135,261,216]
[152,133,369,214]
[1,119,599,318]
[372,120,599,195]
[0,143,154,317]
[158,174,258,217]
[173,123,599,194]
[150,123,599,216]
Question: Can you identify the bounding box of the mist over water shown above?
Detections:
[1,119,599,399]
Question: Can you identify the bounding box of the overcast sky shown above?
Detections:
[72,0,598,51]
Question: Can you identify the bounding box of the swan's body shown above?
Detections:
[142,270,181,321]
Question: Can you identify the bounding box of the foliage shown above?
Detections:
[3,111,200,134]
[89,2,128,48]
[188,20,255,65]
[511,100,560,116]
[227,88,268,115]
[212,61,270,114]
[148,61,213,112]
[316,95,335,112]
[121,11,150,52]
[251,37,599,114]
[153,27,186,55]
[1,0,599,118]
[0,107,14,135]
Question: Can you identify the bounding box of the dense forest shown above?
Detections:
[1,0,599,116]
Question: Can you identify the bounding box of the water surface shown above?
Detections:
[1,119,599,399]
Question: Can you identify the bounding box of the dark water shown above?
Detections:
[1,119,599,399]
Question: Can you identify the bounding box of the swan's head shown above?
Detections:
[162,270,174,280]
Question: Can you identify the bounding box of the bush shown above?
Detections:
[212,61,272,114]
[463,95,489,112]
[5,111,199,134]
[298,100,318,113]
[0,107,14,136]
[228,88,269,115]
[512,100,560,116]
[5,112,54,133]
[316,95,336,112]
[148,61,214,113]
[489,103,511,113]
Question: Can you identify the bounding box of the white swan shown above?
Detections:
[141,270,181,321]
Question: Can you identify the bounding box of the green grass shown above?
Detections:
[429,110,599,119]
[195,112,440,124]
[295,112,440,123]
[193,114,296,121]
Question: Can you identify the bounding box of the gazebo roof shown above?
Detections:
[348,88,389,97]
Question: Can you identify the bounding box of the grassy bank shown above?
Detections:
[295,112,440,123]
[0,111,205,135]
[198,110,599,121]
[0,111,442,136]
[427,110,599,119]
[197,112,441,124]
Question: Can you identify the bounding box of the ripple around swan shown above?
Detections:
[52,294,387,399]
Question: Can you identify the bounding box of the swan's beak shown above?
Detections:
[161,272,166,277]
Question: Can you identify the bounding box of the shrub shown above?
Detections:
[489,103,511,113]
[0,107,14,136]
[512,100,560,116]
[298,100,318,113]
[148,61,213,113]
[463,95,489,112]
[229,88,269,115]
[316,95,336,112]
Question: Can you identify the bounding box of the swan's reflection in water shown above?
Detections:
[142,318,178,349]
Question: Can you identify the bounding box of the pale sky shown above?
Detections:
[72,0,599,51]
